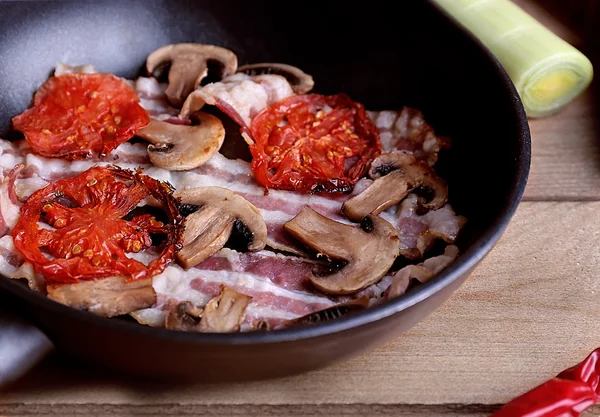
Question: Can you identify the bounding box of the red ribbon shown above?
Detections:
[491,348,600,417]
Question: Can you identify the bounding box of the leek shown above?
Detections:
[432,0,594,118]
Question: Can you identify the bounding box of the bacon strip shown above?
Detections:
[0,236,43,292]
[194,248,322,293]
[367,108,451,166]
[0,167,23,235]
[381,194,466,260]
[385,244,460,299]
[134,77,182,121]
[180,73,295,134]
[131,248,335,330]
[357,244,460,303]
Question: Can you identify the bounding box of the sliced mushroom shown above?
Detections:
[200,286,252,332]
[164,301,204,332]
[47,277,155,318]
[283,206,399,295]
[135,112,225,171]
[175,186,267,269]
[146,43,238,107]
[237,63,314,94]
[342,151,448,222]
[164,286,251,333]
[280,296,370,328]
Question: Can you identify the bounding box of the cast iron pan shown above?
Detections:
[0,0,531,384]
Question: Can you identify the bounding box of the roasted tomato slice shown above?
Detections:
[249,94,381,193]
[12,166,183,284]
[11,73,150,160]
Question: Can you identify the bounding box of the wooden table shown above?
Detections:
[2,1,599,416]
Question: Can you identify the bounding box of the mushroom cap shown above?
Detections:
[284,206,399,295]
[146,43,238,107]
[342,151,448,222]
[136,112,225,171]
[175,186,267,269]
[237,62,314,94]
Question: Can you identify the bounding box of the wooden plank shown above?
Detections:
[524,90,600,201]
[1,201,600,415]
[501,0,600,202]
[0,404,499,417]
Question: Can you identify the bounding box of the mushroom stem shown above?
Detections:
[164,54,208,107]
[177,206,234,269]
[284,206,399,295]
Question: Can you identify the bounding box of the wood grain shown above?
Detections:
[511,0,600,202]
[524,90,600,201]
[2,202,600,415]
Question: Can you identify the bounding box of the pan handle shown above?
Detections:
[0,294,54,388]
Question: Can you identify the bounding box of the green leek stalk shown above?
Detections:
[432,0,594,118]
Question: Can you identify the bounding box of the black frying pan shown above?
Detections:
[0,0,530,383]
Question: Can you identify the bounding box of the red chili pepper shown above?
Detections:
[491,348,600,417]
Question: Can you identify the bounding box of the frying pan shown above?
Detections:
[0,0,531,383]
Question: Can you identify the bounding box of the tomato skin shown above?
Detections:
[12,166,183,284]
[11,73,150,160]
[249,94,381,193]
